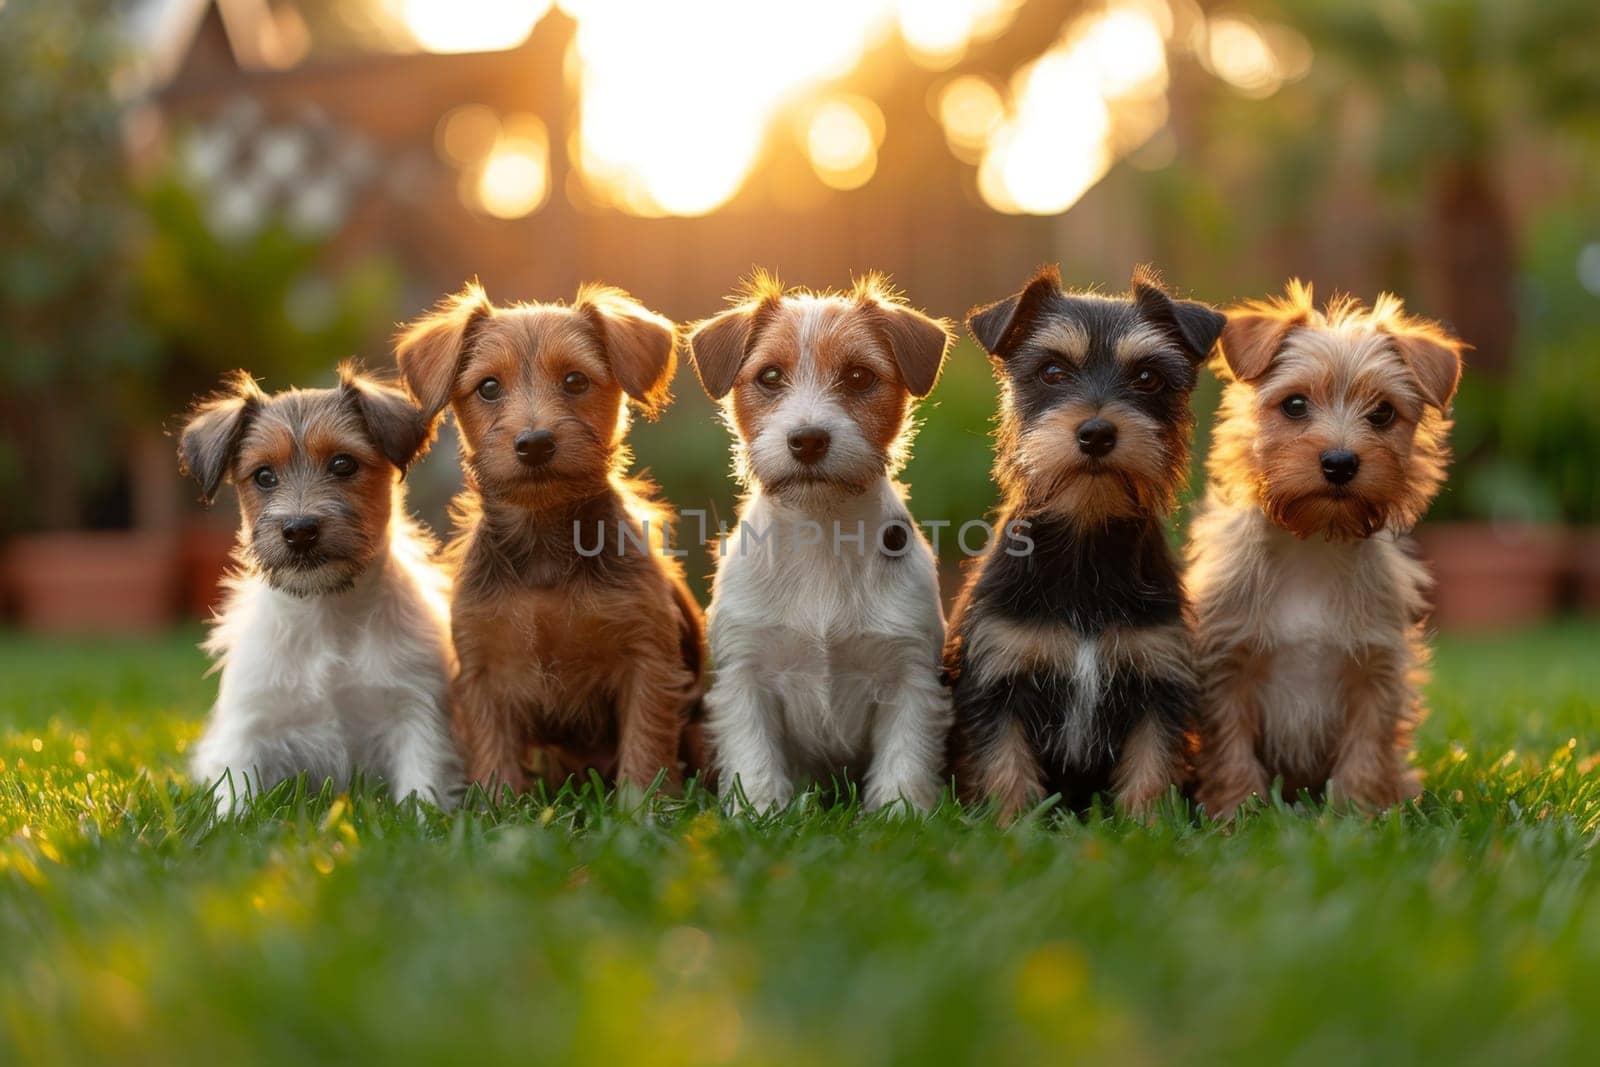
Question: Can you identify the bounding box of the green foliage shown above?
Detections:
[1269,0,1600,166]
[898,340,1005,529]
[1434,206,1600,523]
[1499,212,1600,523]
[0,0,151,527]
[0,0,145,387]
[2,624,1599,1064]
[136,171,402,406]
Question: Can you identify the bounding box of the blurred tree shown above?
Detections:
[1497,208,1600,524]
[0,0,150,530]
[1264,0,1600,379]
[135,169,402,411]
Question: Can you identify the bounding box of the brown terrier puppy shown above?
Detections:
[397,282,705,797]
[1188,282,1464,818]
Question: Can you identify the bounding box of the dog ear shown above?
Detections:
[872,303,953,398]
[687,305,762,401]
[1216,308,1305,383]
[340,364,436,471]
[395,281,491,419]
[577,285,678,418]
[177,370,261,505]
[1388,316,1465,410]
[1132,266,1226,363]
[967,265,1061,357]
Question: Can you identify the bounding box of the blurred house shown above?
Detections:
[124,0,1108,326]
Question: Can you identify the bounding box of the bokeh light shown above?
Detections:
[805,96,884,191]
[935,75,1004,162]
[476,114,550,219]
[957,2,1171,215]
[407,0,1311,220]
[1203,16,1285,99]
[897,0,1023,70]
[435,104,501,166]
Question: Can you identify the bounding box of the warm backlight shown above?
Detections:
[405,0,1309,219]
[403,0,551,54]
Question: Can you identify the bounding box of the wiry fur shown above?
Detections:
[177,371,461,807]
[688,273,955,812]
[945,266,1223,819]
[397,282,706,797]
[1189,282,1465,818]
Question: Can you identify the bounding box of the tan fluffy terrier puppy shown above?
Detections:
[1188,282,1464,818]
[397,282,706,798]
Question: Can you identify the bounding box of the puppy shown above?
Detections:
[944,266,1223,820]
[178,367,461,807]
[1189,282,1463,818]
[397,282,705,797]
[687,273,954,812]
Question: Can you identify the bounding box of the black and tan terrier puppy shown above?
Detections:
[944,266,1224,819]
[1189,282,1464,818]
[397,282,706,797]
[179,367,462,807]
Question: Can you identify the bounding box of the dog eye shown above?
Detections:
[757,365,785,389]
[477,378,503,401]
[562,371,590,395]
[1281,395,1310,419]
[253,467,278,490]
[328,455,357,477]
[1039,362,1068,385]
[1132,367,1165,393]
[1366,401,1396,428]
[842,366,877,393]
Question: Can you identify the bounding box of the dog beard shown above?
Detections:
[254,551,368,597]
[1264,486,1392,542]
[1033,463,1176,524]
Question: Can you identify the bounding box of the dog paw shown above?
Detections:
[1197,785,1257,822]
[725,777,792,814]
[863,779,937,815]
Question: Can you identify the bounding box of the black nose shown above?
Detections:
[787,426,831,465]
[281,517,320,551]
[515,430,556,467]
[1320,449,1360,486]
[1076,418,1118,458]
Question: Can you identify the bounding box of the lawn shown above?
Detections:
[2,623,1598,1066]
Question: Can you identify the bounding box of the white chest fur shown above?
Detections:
[704,481,950,808]
[194,523,461,805]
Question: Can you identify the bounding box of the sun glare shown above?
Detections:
[408,0,1308,219]
[403,0,551,54]
[897,0,1023,70]
[566,0,895,216]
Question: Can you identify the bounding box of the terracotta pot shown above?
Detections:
[180,520,241,618]
[2,531,179,634]
[1572,527,1600,615]
[1414,523,1569,632]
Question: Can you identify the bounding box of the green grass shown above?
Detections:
[2,624,1599,1066]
